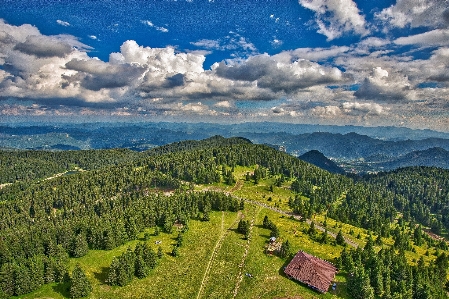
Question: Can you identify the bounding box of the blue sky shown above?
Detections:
[0,0,449,131]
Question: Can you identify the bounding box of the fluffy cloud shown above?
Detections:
[214,54,348,93]
[1,18,449,129]
[341,101,384,115]
[63,58,146,91]
[0,19,40,42]
[426,47,449,83]
[354,66,416,102]
[376,0,449,29]
[111,40,205,73]
[14,35,73,58]
[310,105,341,116]
[298,0,368,40]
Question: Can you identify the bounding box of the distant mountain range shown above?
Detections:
[373,147,449,171]
[2,122,449,173]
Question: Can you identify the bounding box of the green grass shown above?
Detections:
[20,164,448,299]
[20,206,351,299]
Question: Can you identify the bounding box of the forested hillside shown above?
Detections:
[0,137,448,298]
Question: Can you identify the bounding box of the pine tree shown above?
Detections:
[71,234,89,258]
[134,256,150,279]
[237,219,250,236]
[13,262,32,296]
[413,225,423,246]
[336,230,346,246]
[308,222,316,236]
[142,243,157,269]
[70,264,92,298]
[263,215,270,229]
[279,240,291,258]
[320,231,328,244]
[106,257,120,286]
[172,246,178,257]
[270,224,280,238]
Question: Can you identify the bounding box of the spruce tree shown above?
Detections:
[279,240,291,258]
[71,234,89,258]
[263,215,270,229]
[106,257,120,286]
[270,224,280,238]
[134,256,150,279]
[336,230,346,246]
[70,264,92,299]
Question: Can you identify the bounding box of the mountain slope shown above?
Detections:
[377,147,449,171]
[299,150,345,174]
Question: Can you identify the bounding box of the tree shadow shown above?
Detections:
[93,266,109,284]
[52,281,70,298]
[277,255,293,277]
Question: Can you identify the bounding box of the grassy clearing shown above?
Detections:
[20,212,238,299]
[20,206,350,299]
[234,206,347,299]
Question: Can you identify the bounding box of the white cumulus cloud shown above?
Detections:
[375,0,449,30]
[298,0,368,40]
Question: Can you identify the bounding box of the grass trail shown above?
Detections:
[232,206,261,298]
[196,211,242,299]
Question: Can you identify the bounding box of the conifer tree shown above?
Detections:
[336,230,346,246]
[270,224,280,238]
[134,256,149,279]
[71,234,89,258]
[70,264,92,299]
[279,240,291,258]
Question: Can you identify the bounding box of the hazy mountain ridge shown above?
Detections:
[3,122,449,172]
[374,147,449,171]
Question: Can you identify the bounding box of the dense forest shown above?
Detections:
[0,136,448,298]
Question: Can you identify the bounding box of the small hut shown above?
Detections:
[284,251,337,293]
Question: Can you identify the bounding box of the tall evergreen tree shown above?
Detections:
[336,230,346,246]
[279,240,291,258]
[70,264,92,299]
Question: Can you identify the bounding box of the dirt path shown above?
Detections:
[196,211,242,299]
[229,180,244,192]
[232,206,261,299]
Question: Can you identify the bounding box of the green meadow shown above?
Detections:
[16,165,448,299]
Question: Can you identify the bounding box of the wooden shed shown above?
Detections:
[284,251,337,293]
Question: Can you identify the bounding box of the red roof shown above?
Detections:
[284,251,337,293]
